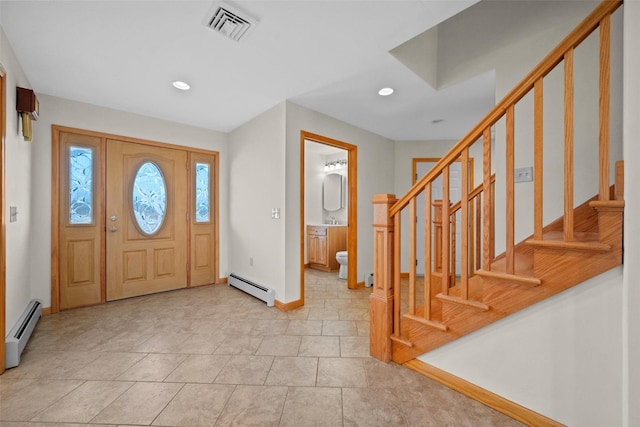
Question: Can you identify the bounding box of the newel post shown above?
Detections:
[370,194,397,362]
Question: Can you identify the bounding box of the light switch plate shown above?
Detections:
[9,206,18,222]
[515,166,533,183]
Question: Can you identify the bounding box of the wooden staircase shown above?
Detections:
[392,183,623,364]
[369,0,624,366]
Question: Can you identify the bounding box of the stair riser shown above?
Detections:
[533,250,621,289]
[597,209,624,245]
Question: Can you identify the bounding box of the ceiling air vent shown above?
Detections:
[203,2,257,42]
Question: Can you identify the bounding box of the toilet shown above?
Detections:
[336,251,348,279]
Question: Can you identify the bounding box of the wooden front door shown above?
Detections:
[56,128,218,311]
[105,139,188,300]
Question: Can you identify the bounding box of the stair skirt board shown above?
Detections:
[5,299,43,369]
[404,359,564,427]
[228,273,275,307]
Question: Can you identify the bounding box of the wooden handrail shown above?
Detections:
[389,0,622,217]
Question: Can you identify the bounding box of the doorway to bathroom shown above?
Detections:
[300,131,358,305]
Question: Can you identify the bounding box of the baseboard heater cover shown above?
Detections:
[228,274,275,307]
[5,299,42,369]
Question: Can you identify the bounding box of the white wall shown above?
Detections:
[437,1,599,89]
[303,147,323,265]
[622,1,640,425]
[1,27,34,331]
[228,103,287,299]
[30,94,229,309]
[304,147,325,228]
[284,101,395,301]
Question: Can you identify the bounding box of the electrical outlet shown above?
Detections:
[249,257,254,266]
[515,166,533,183]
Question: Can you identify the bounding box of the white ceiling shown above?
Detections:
[0,0,495,141]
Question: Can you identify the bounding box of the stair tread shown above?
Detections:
[475,252,541,285]
[476,269,541,285]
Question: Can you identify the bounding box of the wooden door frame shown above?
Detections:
[1,66,7,374]
[300,131,358,307]
[51,125,220,313]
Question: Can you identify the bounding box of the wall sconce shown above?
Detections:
[323,159,347,172]
[16,87,39,141]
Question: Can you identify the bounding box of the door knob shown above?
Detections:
[110,215,117,221]
[110,226,118,232]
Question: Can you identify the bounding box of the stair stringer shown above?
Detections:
[391,200,623,365]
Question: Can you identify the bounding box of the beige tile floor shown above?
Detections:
[0,269,523,426]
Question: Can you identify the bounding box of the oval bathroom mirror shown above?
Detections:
[323,173,343,211]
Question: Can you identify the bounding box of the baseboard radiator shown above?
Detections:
[228,274,275,307]
[5,299,42,369]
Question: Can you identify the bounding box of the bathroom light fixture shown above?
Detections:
[378,87,394,96]
[172,80,191,90]
[323,159,347,172]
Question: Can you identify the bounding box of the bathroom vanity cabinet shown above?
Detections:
[307,225,347,272]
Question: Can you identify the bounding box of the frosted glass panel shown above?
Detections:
[195,162,210,222]
[69,146,93,224]
[132,161,166,235]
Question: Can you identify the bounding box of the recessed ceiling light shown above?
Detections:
[172,80,191,91]
[378,87,394,96]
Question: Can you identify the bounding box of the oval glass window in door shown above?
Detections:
[132,161,167,235]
